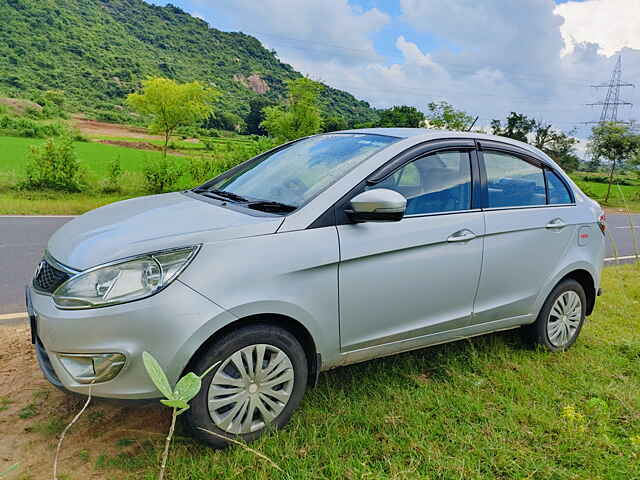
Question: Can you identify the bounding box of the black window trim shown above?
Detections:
[309,138,480,228]
[476,140,576,211]
[308,137,577,229]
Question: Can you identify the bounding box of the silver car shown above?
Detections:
[27,128,606,447]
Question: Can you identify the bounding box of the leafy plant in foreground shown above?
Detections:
[142,352,219,480]
[0,464,18,478]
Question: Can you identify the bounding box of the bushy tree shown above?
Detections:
[491,112,536,143]
[588,122,640,202]
[245,97,275,135]
[203,110,245,132]
[323,116,348,132]
[426,101,475,131]
[261,78,323,141]
[378,105,425,128]
[533,122,581,173]
[127,77,218,157]
[492,112,581,173]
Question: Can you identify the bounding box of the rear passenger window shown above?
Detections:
[484,152,546,208]
[546,170,573,204]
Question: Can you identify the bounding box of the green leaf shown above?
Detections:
[142,351,174,400]
[175,406,190,416]
[160,399,189,410]
[0,464,18,478]
[174,372,202,403]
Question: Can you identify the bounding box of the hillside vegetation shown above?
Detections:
[0,0,377,125]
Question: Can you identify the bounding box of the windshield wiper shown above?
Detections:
[247,201,297,213]
[194,188,248,203]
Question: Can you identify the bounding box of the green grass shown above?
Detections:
[571,172,640,212]
[92,265,640,480]
[0,135,174,177]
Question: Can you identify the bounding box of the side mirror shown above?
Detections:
[347,188,406,223]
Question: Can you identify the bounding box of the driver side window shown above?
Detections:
[370,150,472,215]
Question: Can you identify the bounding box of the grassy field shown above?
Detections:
[39,264,640,479]
[0,136,198,214]
[1,134,640,215]
[573,172,640,212]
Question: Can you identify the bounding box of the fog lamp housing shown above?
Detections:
[57,353,126,384]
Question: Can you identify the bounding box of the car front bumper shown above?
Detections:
[26,280,235,399]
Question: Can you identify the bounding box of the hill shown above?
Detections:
[0,0,378,125]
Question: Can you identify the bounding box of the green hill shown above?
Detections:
[0,0,378,125]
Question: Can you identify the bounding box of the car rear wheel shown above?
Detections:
[523,279,586,352]
[183,324,308,448]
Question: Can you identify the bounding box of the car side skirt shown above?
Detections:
[331,314,532,368]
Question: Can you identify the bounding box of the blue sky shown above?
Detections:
[147,0,640,142]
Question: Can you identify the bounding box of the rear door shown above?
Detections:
[337,143,485,353]
[472,143,577,325]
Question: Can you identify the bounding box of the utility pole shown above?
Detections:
[585,55,634,126]
[583,55,634,171]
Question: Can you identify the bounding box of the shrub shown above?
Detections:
[100,156,123,193]
[0,114,67,138]
[143,156,182,193]
[20,135,83,192]
[188,157,219,185]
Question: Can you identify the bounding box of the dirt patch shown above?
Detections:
[0,325,167,479]
[72,115,162,140]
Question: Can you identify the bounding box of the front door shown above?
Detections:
[337,149,485,353]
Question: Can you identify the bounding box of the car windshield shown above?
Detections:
[196,134,399,210]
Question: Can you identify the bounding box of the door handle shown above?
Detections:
[447,229,477,243]
[546,218,567,229]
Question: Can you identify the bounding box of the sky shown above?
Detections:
[147,0,640,143]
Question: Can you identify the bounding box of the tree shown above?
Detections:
[378,105,425,128]
[492,112,581,172]
[532,121,581,173]
[245,97,275,135]
[426,101,475,131]
[588,122,640,202]
[323,116,348,132]
[203,110,245,132]
[127,77,218,157]
[491,112,536,143]
[261,77,323,142]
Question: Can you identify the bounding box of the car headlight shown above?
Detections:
[52,246,200,309]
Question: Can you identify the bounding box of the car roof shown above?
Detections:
[337,127,554,166]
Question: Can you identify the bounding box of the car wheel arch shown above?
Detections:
[180,313,321,388]
[560,269,596,316]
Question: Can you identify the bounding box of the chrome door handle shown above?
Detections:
[546,218,567,229]
[447,229,477,242]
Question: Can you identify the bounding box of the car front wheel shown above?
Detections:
[184,324,308,448]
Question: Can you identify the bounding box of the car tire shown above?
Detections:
[523,279,587,352]
[183,324,308,448]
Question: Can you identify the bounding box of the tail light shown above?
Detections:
[598,213,606,235]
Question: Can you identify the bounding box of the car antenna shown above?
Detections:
[466,116,479,132]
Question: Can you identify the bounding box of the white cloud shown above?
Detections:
[192,0,389,65]
[556,0,640,56]
[187,0,640,143]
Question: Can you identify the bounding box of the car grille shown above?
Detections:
[33,258,71,294]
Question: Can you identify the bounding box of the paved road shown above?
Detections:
[1,213,639,316]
